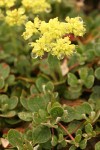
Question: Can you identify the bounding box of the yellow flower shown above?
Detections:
[51,37,75,59]
[0,0,16,8]
[22,0,51,13]
[22,17,41,40]
[5,7,27,26]
[65,17,86,36]
[23,17,86,59]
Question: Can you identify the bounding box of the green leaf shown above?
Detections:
[28,95,48,112]
[94,43,100,56]
[0,95,9,111]
[39,59,51,75]
[38,109,47,119]
[67,121,81,134]
[76,129,82,136]
[20,96,29,110]
[44,81,54,93]
[64,86,82,99]
[48,54,62,80]
[61,140,67,147]
[30,84,39,95]
[8,96,18,110]
[95,67,100,80]
[0,63,10,79]
[23,141,33,150]
[25,130,33,141]
[89,86,100,111]
[68,73,78,87]
[15,55,31,75]
[8,129,23,149]
[0,111,16,118]
[79,67,88,80]
[86,50,95,61]
[5,118,21,125]
[85,123,93,133]
[69,145,76,150]
[36,77,49,92]
[95,141,100,150]
[79,139,87,149]
[51,135,58,146]
[62,106,76,122]
[32,125,51,144]
[75,134,82,143]
[18,112,33,121]
[40,140,52,150]
[0,77,5,89]
[84,75,94,88]
[58,133,64,143]
[6,74,15,85]
[50,106,64,118]
[76,102,92,116]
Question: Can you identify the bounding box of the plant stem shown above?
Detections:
[58,122,74,141]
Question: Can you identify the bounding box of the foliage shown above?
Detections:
[0,0,100,150]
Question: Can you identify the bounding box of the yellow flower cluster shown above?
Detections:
[5,8,27,26]
[65,17,86,36]
[0,0,16,8]
[22,0,51,13]
[23,17,86,59]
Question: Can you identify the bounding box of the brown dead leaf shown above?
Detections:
[61,59,69,76]
[61,99,84,107]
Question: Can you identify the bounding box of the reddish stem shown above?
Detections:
[58,122,74,141]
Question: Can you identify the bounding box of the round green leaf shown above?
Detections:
[20,96,29,110]
[8,129,23,149]
[76,102,92,116]
[27,97,45,112]
[0,63,10,79]
[75,134,82,143]
[50,106,64,118]
[51,135,58,146]
[36,77,48,92]
[30,84,39,95]
[95,141,100,150]
[79,67,88,80]
[0,77,5,89]
[84,75,94,89]
[6,74,15,85]
[0,111,16,118]
[32,125,51,144]
[68,73,78,87]
[95,67,100,80]
[79,139,87,149]
[18,112,33,121]
[28,95,49,112]
[8,96,18,110]
[69,145,76,150]
[44,81,54,93]
[85,123,93,133]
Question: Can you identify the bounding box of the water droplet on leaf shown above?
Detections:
[58,54,64,60]
[79,17,83,23]
[45,7,51,13]
[31,52,38,59]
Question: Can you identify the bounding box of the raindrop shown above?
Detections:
[78,17,83,23]
[31,52,38,59]
[54,92,58,98]
[42,84,46,93]
[45,7,51,13]
[57,54,64,60]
